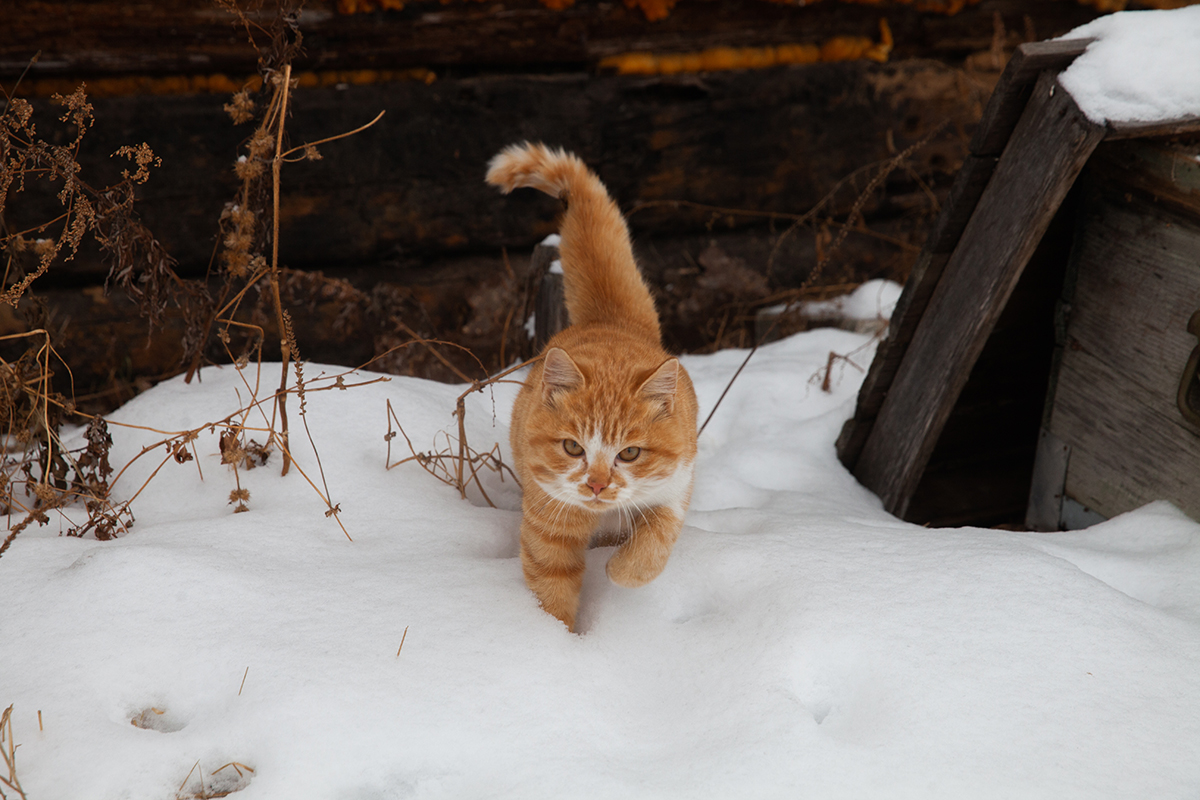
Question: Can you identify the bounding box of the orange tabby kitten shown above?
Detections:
[487,142,698,632]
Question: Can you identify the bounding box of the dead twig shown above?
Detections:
[0,705,28,800]
[697,121,950,437]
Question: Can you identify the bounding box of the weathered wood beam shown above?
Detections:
[836,37,1091,470]
[851,70,1104,517]
[4,59,976,281]
[0,0,1103,79]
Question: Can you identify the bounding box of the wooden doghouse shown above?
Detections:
[836,38,1200,530]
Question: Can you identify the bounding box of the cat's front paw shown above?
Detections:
[605,546,668,588]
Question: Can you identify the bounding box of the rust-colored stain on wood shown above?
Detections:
[601,19,893,74]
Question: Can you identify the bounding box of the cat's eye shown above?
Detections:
[617,446,641,462]
[563,439,585,457]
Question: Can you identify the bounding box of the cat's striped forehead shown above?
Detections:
[558,378,657,443]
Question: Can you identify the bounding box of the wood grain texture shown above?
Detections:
[905,199,1071,526]
[1055,348,1200,520]
[923,155,999,254]
[1025,427,1070,530]
[1085,139,1200,218]
[6,60,974,282]
[0,1,1104,78]
[968,38,1092,156]
[1104,116,1200,140]
[852,72,1104,516]
[1046,178,1200,520]
[835,250,950,464]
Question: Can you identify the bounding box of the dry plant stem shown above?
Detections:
[385,401,518,507]
[257,68,382,478]
[177,760,201,796]
[271,63,293,478]
[0,705,27,800]
[278,110,384,160]
[396,625,408,657]
[697,121,950,437]
[386,355,535,505]
[212,762,255,778]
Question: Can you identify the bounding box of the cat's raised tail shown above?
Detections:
[486,142,661,342]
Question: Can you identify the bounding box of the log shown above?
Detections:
[5,59,979,282]
[1,0,1103,79]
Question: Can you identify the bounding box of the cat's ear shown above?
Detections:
[541,347,583,402]
[639,358,679,413]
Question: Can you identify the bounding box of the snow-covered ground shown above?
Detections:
[3,322,1200,799]
[5,6,1200,798]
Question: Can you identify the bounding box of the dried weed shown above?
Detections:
[0,705,27,800]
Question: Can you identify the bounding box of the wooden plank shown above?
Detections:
[1104,116,1200,140]
[902,200,1069,527]
[1042,179,1200,521]
[852,72,1105,517]
[923,155,999,254]
[837,41,1091,473]
[1025,428,1070,531]
[1086,139,1200,218]
[836,249,950,467]
[1053,347,1200,521]
[968,38,1092,156]
[1058,183,1200,402]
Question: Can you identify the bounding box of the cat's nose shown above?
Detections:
[587,480,607,495]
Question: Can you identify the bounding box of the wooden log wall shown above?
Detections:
[0,0,1122,409]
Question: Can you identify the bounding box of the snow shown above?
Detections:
[791,278,902,323]
[3,321,1200,798]
[1058,6,1200,125]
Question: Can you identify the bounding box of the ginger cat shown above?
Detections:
[487,143,698,632]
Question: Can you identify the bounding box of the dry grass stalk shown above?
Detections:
[396,625,408,657]
[205,1,384,480]
[0,4,426,564]
[0,705,28,800]
[175,760,255,800]
[176,759,254,800]
[0,329,136,559]
[695,120,952,435]
[384,351,535,507]
[385,400,517,508]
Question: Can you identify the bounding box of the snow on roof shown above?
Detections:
[1058,6,1200,125]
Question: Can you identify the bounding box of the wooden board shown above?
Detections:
[851,71,1104,517]
[968,38,1092,156]
[1041,170,1200,523]
[531,243,568,349]
[836,39,1091,473]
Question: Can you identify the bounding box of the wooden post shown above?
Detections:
[851,71,1105,518]
[531,243,567,350]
